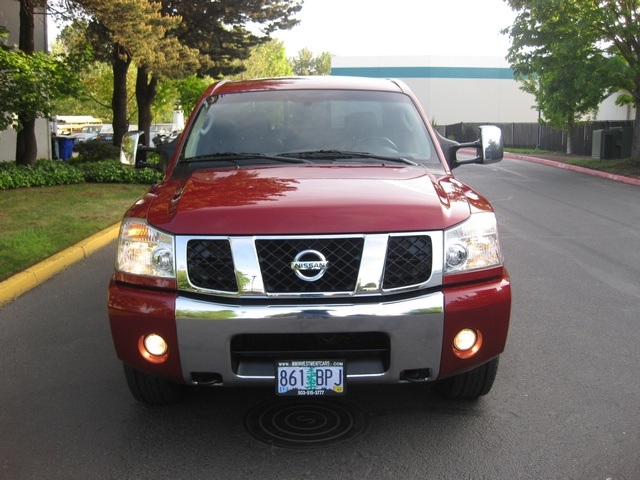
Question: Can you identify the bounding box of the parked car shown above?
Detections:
[110,76,511,405]
[71,124,114,149]
[71,124,102,144]
[94,124,114,143]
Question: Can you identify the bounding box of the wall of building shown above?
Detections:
[597,92,635,121]
[0,0,51,162]
[331,55,635,125]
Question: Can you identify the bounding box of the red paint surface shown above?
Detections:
[439,272,511,380]
[108,279,184,383]
[135,167,478,235]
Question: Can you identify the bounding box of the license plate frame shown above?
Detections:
[276,360,345,396]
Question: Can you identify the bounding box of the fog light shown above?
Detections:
[453,329,482,359]
[454,329,476,351]
[143,334,168,356]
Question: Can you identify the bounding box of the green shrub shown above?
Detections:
[77,159,163,184]
[0,160,85,189]
[73,141,121,163]
[0,159,162,190]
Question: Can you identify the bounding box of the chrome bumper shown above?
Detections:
[175,291,444,386]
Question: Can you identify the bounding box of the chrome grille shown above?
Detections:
[180,232,442,297]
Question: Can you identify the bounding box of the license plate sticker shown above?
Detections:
[276,360,345,396]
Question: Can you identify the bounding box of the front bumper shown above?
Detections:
[108,272,510,386]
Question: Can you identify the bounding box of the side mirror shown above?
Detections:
[120,131,173,171]
[436,126,504,169]
[478,125,504,164]
[120,131,143,167]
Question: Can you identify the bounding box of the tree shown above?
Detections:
[52,22,123,122]
[132,0,303,143]
[230,39,293,79]
[504,0,640,159]
[13,0,45,164]
[504,0,616,153]
[314,51,332,76]
[170,75,213,117]
[52,1,171,140]
[69,0,195,146]
[58,17,132,146]
[0,9,79,165]
[162,0,302,79]
[291,48,333,76]
[55,0,302,146]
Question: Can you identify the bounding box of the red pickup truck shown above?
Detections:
[109,76,511,405]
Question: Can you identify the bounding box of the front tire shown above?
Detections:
[436,357,500,399]
[123,363,186,405]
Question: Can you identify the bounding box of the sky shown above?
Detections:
[47,0,517,59]
[272,0,517,58]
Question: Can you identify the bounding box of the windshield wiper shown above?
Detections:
[277,150,418,166]
[180,150,418,166]
[179,152,312,165]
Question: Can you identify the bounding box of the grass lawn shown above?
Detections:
[506,148,640,180]
[0,183,149,281]
[564,157,640,179]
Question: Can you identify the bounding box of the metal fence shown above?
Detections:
[436,121,635,156]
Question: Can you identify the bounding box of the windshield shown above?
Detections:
[182,89,440,168]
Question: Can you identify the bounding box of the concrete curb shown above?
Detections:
[505,152,640,187]
[0,223,121,308]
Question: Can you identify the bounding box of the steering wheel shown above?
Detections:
[351,136,399,152]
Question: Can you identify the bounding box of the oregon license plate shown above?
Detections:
[276,360,345,396]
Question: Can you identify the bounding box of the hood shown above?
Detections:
[141,166,473,235]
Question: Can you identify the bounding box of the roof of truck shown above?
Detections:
[205,76,409,96]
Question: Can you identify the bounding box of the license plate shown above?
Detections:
[276,360,345,396]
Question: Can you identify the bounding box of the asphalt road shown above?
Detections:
[1,157,639,479]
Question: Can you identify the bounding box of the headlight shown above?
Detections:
[444,212,502,273]
[116,219,175,278]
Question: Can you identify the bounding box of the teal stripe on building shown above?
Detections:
[331,66,514,80]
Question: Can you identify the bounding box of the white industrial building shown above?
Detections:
[0,0,51,162]
[331,55,635,125]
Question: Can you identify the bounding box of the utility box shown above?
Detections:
[592,130,617,159]
[616,127,634,158]
[592,128,633,159]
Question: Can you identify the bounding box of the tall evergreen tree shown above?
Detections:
[132,0,302,145]
[69,0,302,146]
[75,0,193,146]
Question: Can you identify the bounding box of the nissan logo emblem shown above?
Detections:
[290,250,329,282]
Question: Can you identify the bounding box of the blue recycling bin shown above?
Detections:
[56,137,75,161]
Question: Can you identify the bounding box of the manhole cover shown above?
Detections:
[243,399,368,449]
